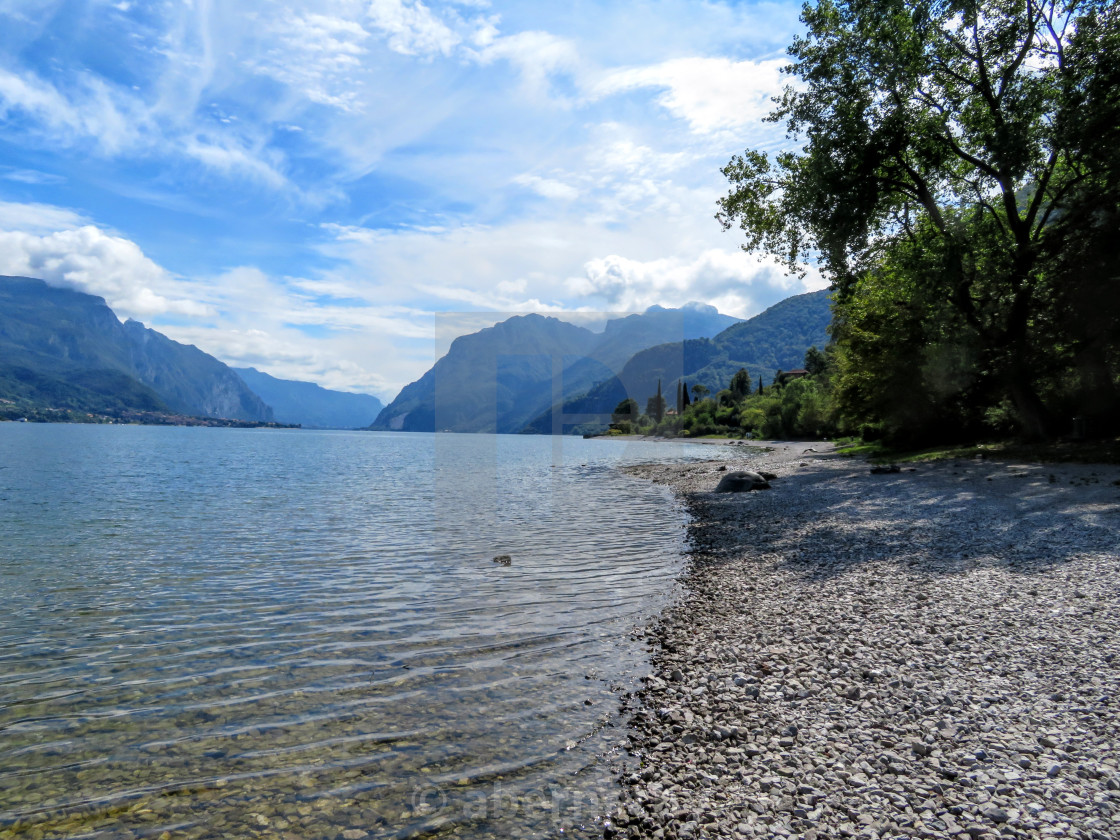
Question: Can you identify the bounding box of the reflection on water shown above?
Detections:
[0,427,727,839]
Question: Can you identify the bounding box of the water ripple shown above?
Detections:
[0,427,731,839]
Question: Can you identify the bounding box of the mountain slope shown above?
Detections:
[121,319,274,421]
[369,303,741,434]
[370,314,596,433]
[235,367,383,429]
[0,275,273,422]
[533,303,742,418]
[523,289,834,434]
[589,302,740,370]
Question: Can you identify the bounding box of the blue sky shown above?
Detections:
[0,0,824,399]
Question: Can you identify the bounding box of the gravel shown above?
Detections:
[613,442,1120,840]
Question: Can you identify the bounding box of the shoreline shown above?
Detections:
[611,444,1120,839]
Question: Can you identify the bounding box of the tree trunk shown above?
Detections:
[1006,362,1050,440]
[1002,265,1050,440]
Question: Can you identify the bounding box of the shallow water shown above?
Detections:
[0,426,725,839]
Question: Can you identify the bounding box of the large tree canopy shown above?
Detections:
[719,0,1120,439]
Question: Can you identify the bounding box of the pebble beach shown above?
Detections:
[613,442,1120,840]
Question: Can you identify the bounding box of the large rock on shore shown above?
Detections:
[714,470,771,492]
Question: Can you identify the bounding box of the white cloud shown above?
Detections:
[0,2,815,399]
[183,136,289,189]
[0,67,147,153]
[243,10,370,111]
[0,167,66,185]
[0,224,212,318]
[158,320,398,396]
[149,263,435,397]
[513,173,579,201]
[0,199,88,234]
[0,63,294,191]
[365,0,461,57]
[586,133,691,177]
[472,30,581,100]
[570,249,827,318]
[595,56,788,135]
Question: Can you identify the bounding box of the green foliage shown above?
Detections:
[611,398,639,424]
[730,367,751,398]
[718,0,1120,441]
[829,224,993,445]
[804,346,827,376]
[672,361,838,440]
[646,380,666,423]
[522,289,833,433]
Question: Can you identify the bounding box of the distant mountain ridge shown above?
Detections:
[0,275,272,421]
[523,289,834,434]
[235,367,383,429]
[369,303,741,434]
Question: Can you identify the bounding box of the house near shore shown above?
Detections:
[776,369,809,385]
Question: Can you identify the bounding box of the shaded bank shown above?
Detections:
[613,444,1120,839]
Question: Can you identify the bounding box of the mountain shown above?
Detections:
[370,314,596,433]
[523,289,834,434]
[548,302,741,409]
[588,302,740,368]
[234,367,383,429]
[0,275,273,422]
[369,303,741,434]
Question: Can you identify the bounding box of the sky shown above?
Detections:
[0,0,825,400]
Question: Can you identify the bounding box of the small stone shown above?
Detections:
[980,805,1009,824]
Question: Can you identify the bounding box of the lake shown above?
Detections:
[0,425,726,840]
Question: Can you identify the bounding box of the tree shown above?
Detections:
[730,367,752,398]
[718,0,1120,439]
[691,383,710,401]
[611,398,639,424]
[647,380,666,423]
[682,381,691,408]
[757,375,764,395]
[804,346,827,377]
[830,237,987,443]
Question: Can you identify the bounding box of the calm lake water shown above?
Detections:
[0,425,727,840]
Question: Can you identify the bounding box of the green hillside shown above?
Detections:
[523,289,833,434]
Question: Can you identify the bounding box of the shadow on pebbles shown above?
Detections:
[615,442,1120,840]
